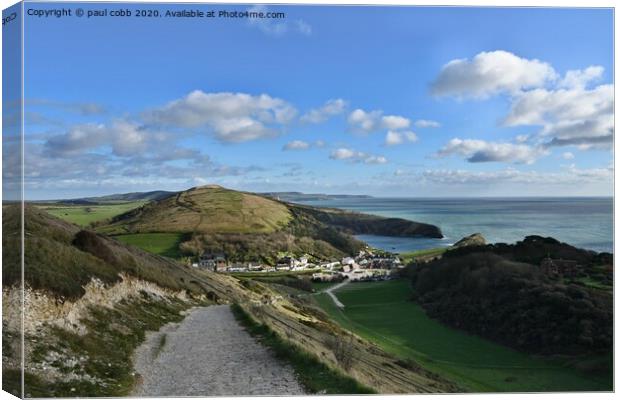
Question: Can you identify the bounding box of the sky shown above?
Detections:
[5,3,614,199]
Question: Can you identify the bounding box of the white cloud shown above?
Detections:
[414,119,441,128]
[44,121,218,169]
[347,108,411,133]
[381,115,411,130]
[247,5,312,36]
[283,140,310,150]
[515,134,529,143]
[431,50,557,98]
[559,66,604,89]
[44,121,172,157]
[562,152,575,160]
[348,109,382,133]
[504,84,612,126]
[145,90,297,143]
[432,50,613,151]
[385,130,418,146]
[385,131,402,146]
[504,84,613,149]
[421,165,612,185]
[282,139,327,151]
[26,129,257,196]
[300,98,347,123]
[45,123,109,155]
[329,148,388,164]
[436,138,548,164]
[330,148,356,160]
[295,19,312,36]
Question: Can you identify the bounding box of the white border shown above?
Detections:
[0,1,616,400]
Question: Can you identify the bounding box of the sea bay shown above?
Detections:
[296,197,613,253]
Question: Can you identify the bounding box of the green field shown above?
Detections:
[113,233,185,258]
[39,201,146,226]
[314,279,611,392]
[399,247,447,263]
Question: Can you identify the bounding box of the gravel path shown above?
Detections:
[132,305,306,396]
[323,280,350,308]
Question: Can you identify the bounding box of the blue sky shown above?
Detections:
[11,3,614,199]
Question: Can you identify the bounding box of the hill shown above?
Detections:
[409,236,613,360]
[2,206,455,396]
[64,190,176,203]
[97,185,293,235]
[94,185,442,263]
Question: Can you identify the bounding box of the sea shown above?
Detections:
[295,197,614,254]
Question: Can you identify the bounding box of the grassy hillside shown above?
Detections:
[37,201,147,227]
[315,280,611,392]
[2,205,243,397]
[3,205,235,299]
[97,185,293,235]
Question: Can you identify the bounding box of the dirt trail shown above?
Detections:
[323,280,350,308]
[132,305,305,396]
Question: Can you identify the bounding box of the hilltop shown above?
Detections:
[93,185,442,264]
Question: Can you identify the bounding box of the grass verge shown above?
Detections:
[230,303,374,394]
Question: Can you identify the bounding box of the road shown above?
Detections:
[132,305,305,396]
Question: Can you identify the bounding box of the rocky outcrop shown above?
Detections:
[2,274,192,336]
[451,233,486,248]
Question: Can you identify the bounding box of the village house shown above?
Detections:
[275,256,293,271]
[248,262,263,271]
[226,261,264,273]
[227,264,248,273]
[320,261,341,270]
[342,257,355,266]
[199,252,228,272]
